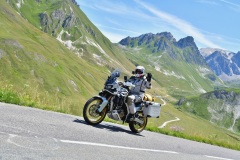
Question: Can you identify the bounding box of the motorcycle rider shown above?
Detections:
[127,66,152,121]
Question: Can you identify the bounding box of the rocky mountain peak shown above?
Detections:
[204,49,240,80]
[71,0,80,7]
[156,32,176,42]
[119,32,177,48]
[201,48,233,58]
[177,36,197,48]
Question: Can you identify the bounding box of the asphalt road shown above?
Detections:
[0,102,239,160]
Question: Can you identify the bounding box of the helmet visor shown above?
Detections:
[135,69,143,74]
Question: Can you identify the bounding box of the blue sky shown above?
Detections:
[76,0,240,52]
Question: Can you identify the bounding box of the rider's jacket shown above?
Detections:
[128,76,151,97]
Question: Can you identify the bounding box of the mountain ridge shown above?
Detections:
[200,48,240,82]
[119,32,222,96]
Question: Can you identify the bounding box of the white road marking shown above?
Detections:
[60,139,179,154]
[205,155,234,160]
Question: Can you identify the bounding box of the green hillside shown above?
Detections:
[179,89,240,132]
[7,0,134,71]
[0,0,137,115]
[119,33,223,98]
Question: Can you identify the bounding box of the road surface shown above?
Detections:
[0,102,239,160]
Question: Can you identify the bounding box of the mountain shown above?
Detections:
[119,33,223,97]
[7,0,134,70]
[199,48,228,58]
[178,89,240,132]
[200,48,240,82]
[0,0,138,114]
[3,0,224,103]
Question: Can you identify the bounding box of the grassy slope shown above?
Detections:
[180,90,240,132]
[1,0,159,113]
[120,44,216,98]
[0,0,110,114]
[12,0,135,71]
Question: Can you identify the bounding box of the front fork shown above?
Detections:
[97,96,108,112]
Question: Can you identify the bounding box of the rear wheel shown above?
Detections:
[83,97,107,125]
[129,112,148,133]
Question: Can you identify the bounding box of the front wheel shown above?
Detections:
[129,112,148,133]
[83,97,107,125]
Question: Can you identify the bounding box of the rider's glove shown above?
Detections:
[146,73,152,82]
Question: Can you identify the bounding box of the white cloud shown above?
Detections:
[82,0,129,14]
[220,0,240,12]
[220,0,240,7]
[98,24,141,35]
[135,0,222,49]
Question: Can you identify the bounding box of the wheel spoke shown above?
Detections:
[83,97,107,125]
[129,113,147,133]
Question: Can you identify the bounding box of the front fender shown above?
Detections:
[93,96,108,112]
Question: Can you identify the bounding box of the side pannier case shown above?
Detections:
[143,102,161,118]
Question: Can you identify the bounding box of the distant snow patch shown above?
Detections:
[85,37,123,67]
[197,66,212,79]
[200,48,231,57]
[155,66,185,80]
[133,47,142,52]
[57,30,77,50]
[197,66,211,75]
[57,29,83,57]
[68,80,78,92]
[14,54,21,61]
[161,69,184,79]
[155,66,160,72]
[0,49,6,59]
[219,73,240,81]
[93,54,105,66]
[188,75,206,93]
[229,100,240,131]
[85,37,106,55]
[86,72,94,79]
[16,0,24,8]
[69,5,73,13]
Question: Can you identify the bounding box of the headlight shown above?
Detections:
[105,85,112,89]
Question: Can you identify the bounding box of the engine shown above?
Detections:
[107,95,127,121]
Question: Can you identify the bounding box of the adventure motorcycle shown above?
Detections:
[83,68,161,133]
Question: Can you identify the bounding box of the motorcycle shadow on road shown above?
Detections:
[73,119,144,136]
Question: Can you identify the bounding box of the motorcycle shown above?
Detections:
[83,68,161,133]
